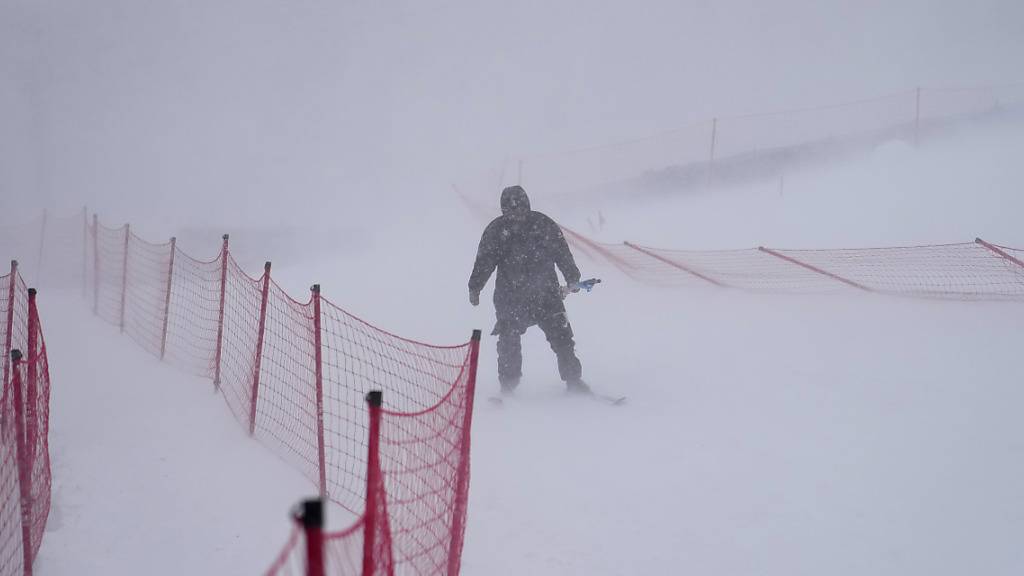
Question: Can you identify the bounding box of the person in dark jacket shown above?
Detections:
[468,185,588,394]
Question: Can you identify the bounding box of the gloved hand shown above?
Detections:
[469,290,480,306]
[559,284,580,299]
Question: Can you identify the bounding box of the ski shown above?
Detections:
[485,389,625,406]
[568,387,627,406]
[590,392,627,406]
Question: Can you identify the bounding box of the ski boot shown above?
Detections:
[499,376,520,396]
[565,378,591,395]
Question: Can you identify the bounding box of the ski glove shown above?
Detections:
[469,290,480,306]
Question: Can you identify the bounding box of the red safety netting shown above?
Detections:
[0,368,20,576]
[215,258,265,431]
[249,276,319,485]
[320,301,476,575]
[91,222,128,326]
[0,269,22,576]
[999,243,1024,264]
[262,298,478,576]
[162,248,222,377]
[70,215,480,575]
[123,232,174,357]
[561,236,1024,300]
[264,333,478,576]
[0,266,53,576]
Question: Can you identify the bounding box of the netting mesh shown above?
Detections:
[577,238,1024,300]
[319,298,472,515]
[123,233,173,356]
[20,292,51,569]
[0,380,22,576]
[0,271,23,576]
[326,523,369,576]
[262,300,478,576]
[996,243,1024,262]
[0,271,53,576]
[264,525,305,576]
[610,242,854,293]
[162,249,222,376]
[252,280,319,486]
[92,223,128,325]
[456,83,1024,207]
[264,370,476,576]
[72,215,482,574]
[215,260,263,430]
[312,298,475,575]
[770,243,1024,299]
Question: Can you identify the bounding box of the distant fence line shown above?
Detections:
[457,81,1024,204]
[562,229,1024,301]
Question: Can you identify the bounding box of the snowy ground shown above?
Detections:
[461,291,1024,575]
[32,119,1024,574]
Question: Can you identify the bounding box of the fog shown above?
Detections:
[2,0,1022,232]
[4,2,1024,575]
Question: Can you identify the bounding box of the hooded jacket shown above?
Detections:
[469,186,581,328]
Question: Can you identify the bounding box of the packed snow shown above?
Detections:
[28,118,1024,575]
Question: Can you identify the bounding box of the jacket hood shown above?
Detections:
[500,185,531,216]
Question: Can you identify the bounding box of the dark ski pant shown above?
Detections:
[495,310,582,387]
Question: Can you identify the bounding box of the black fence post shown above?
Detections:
[294,499,324,576]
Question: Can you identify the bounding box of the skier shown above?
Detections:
[468,185,589,395]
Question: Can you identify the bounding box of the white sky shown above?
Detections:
[1,1,1022,229]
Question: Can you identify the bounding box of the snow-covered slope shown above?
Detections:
[32,119,1024,575]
